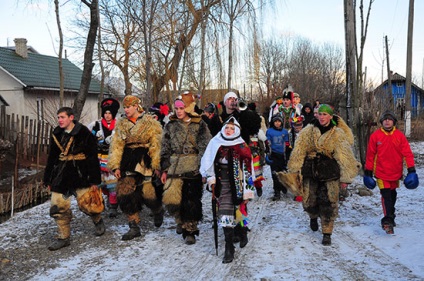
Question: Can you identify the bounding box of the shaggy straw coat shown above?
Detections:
[278,116,360,196]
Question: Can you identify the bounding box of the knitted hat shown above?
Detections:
[223,91,238,104]
[101,98,120,119]
[271,114,283,123]
[379,110,397,125]
[318,104,334,116]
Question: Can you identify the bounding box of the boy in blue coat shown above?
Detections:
[266,115,289,200]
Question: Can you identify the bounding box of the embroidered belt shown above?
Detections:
[59,153,86,161]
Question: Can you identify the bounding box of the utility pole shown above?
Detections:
[405,0,414,137]
[385,36,393,110]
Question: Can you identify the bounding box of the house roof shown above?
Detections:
[374,72,424,93]
[0,47,102,93]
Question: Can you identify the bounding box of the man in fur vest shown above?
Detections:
[108,95,164,240]
[43,107,104,251]
[279,104,360,245]
[160,91,211,245]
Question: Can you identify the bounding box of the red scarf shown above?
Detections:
[101,118,116,132]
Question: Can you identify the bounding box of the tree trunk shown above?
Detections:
[150,0,220,100]
[54,0,64,108]
[73,0,99,121]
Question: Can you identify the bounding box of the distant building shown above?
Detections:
[0,38,107,125]
[373,72,424,118]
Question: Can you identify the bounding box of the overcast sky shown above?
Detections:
[1,0,423,86]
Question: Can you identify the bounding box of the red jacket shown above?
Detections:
[365,127,415,181]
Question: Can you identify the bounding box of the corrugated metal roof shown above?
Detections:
[0,47,102,93]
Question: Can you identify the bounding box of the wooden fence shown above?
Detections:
[0,105,51,163]
[0,181,50,215]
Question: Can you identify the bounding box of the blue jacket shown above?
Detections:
[266,127,289,155]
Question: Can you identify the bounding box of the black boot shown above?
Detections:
[153,209,165,228]
[239,226,249,248]
[94,219,105,236]
[109,205,118,218]
[322,234,331,246]
[310,218,318,231]
[223,227,235,263]
[122,221,141,241]
[233,224,241,243]
[48,238,70,251]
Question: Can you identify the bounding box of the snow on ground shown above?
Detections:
[1,143,424,281]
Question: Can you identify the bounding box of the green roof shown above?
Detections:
[0,47,102,93]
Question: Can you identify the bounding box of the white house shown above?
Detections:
[0,38,107,125]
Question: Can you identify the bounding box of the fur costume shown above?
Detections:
[285,117,360,184]
[44,121,101,195]
[107,113,163,217]
[161,115,211,231]
[280,115,360,235]
[108,113,162,174]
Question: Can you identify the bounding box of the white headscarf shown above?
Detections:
[200,117,245,178]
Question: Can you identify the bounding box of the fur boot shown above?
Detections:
[223,227,235,263]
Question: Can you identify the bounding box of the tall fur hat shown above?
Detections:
[282,90,293,101]
[379,110,397,125]
[101,98,120,119]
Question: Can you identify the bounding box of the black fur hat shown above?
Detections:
[101,98,120,119]
[282,90,293,101]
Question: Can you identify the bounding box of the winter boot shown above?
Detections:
[184,235,196,245]
[233,224,241,243]
[122,221,141,241]
[176,224,183,234]
[48,238,70,251]
[94,218,105,236]
[153,209,165,228]
[272,189,281,201]
[383,223,394,234]
[322,234,331,246]
[310,218,318,231]
[109,204,118,218]
[223,227,235,263]
[256,187,263,197]
[239,226,249,248]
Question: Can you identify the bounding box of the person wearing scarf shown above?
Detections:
[281,104,360,246]
[200,117,253,263]
[108,95,164,241]
[87,98,120,218]
[160,92,211,245]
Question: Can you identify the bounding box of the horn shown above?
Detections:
[238,98,247,111]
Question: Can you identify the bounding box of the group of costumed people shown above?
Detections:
[43,87,419,263]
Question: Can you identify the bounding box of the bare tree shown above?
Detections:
[73,0,99,121]
[344,0,374,164]
[54,0,65,107]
